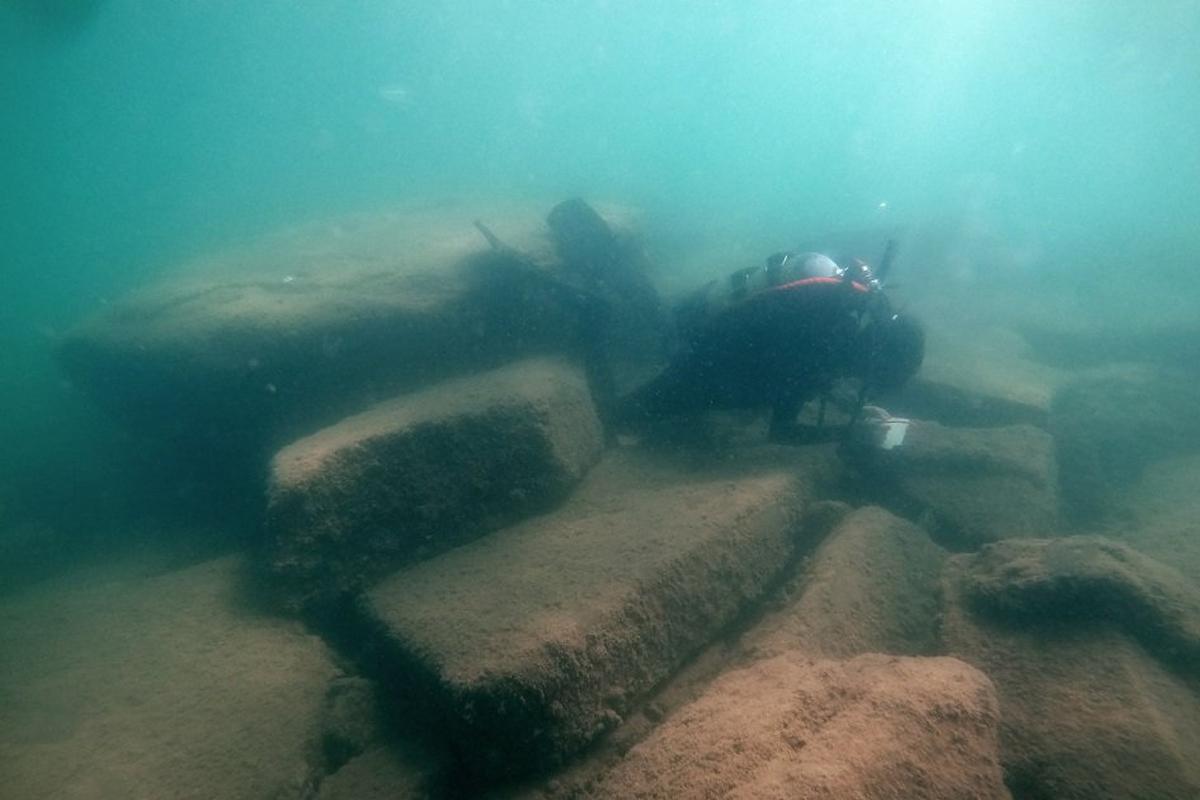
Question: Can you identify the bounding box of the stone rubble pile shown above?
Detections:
[47,198,1200,799]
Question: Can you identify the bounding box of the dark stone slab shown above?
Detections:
[57,201,660,484]
[886,315,1055,430]
[893,375,1048,428]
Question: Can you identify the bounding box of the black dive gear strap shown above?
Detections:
[834,248,898,439]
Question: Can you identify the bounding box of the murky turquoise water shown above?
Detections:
[2,4,1199,795]
[1,0,1194,563]
[4,4,1198,523]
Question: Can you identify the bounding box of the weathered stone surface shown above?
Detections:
[318,677,383,773]
[265,357,604,610]
[862,420,1059,547]
[943,554,1200,800]
[316,744,435,800]
[0,555,342,800]
[588,652,1009,800]
[358,446,832,782]
[744,505,946,660]
[1050,368,1200,523]
[1107,454,1200,586]
[894,375,1048,428]
[57,201,658,477]
[889,317,1057,428]
[1023,322,1200,374]
[960,536,1200,676]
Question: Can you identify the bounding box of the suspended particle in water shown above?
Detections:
[378,84,413,108]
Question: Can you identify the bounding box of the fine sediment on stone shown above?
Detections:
[0,555,342,800]
[744,504,946,660]
[1108,453,1200,586]
[959,535,1200,677]
[894,375,1048,428]
[860,420,1059,547]
[265,357,604,610]
[587,652,1009,800]
[56,201,661,482]
[943,554,1200,799]
[358,446,830,782]
[316,743,436,800]
[1050,368,1200,523]
[889,314,1057,429]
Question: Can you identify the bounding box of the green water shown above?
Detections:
[2,1,1198,548]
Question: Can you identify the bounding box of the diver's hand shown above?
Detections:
[852,406,910,450]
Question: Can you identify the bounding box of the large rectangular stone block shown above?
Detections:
[56,201,654,486]
[865,421,1060,546]
[590,652,1008,800]
[265,357,604,610]
[358,448,822,781]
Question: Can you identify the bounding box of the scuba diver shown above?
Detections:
[618,247,924,445]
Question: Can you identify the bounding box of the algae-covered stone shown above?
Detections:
[895,374,1048,428]
[1050,369,1200,523]
[316,744,436,800]
[863,420,1059,546]
[0,555,342,800]
[890,319,1056,428]
[744,505,946,659]
[57,201,659,478]
[589,652,1009,800]
[265,357,604,610]
[358,447,828,782]
[960,535,1200,675]
[318,676,384,773]
[1108,453,1200,586]
[943,552,1200,800]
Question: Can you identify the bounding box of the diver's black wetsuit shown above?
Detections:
[621,276,893,438]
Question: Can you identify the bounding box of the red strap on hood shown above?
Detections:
[769,276,870,293]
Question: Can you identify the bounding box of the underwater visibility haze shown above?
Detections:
[2,2,1200,798]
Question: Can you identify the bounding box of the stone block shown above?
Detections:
[960,536,1200,676]
[943,551,1200,799]
[0,556,342,799]
[589,652,1009,799]
[358,447,828,781]
[744,505,946,659]
[265,357,604,610]
[864,421,1060,546]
